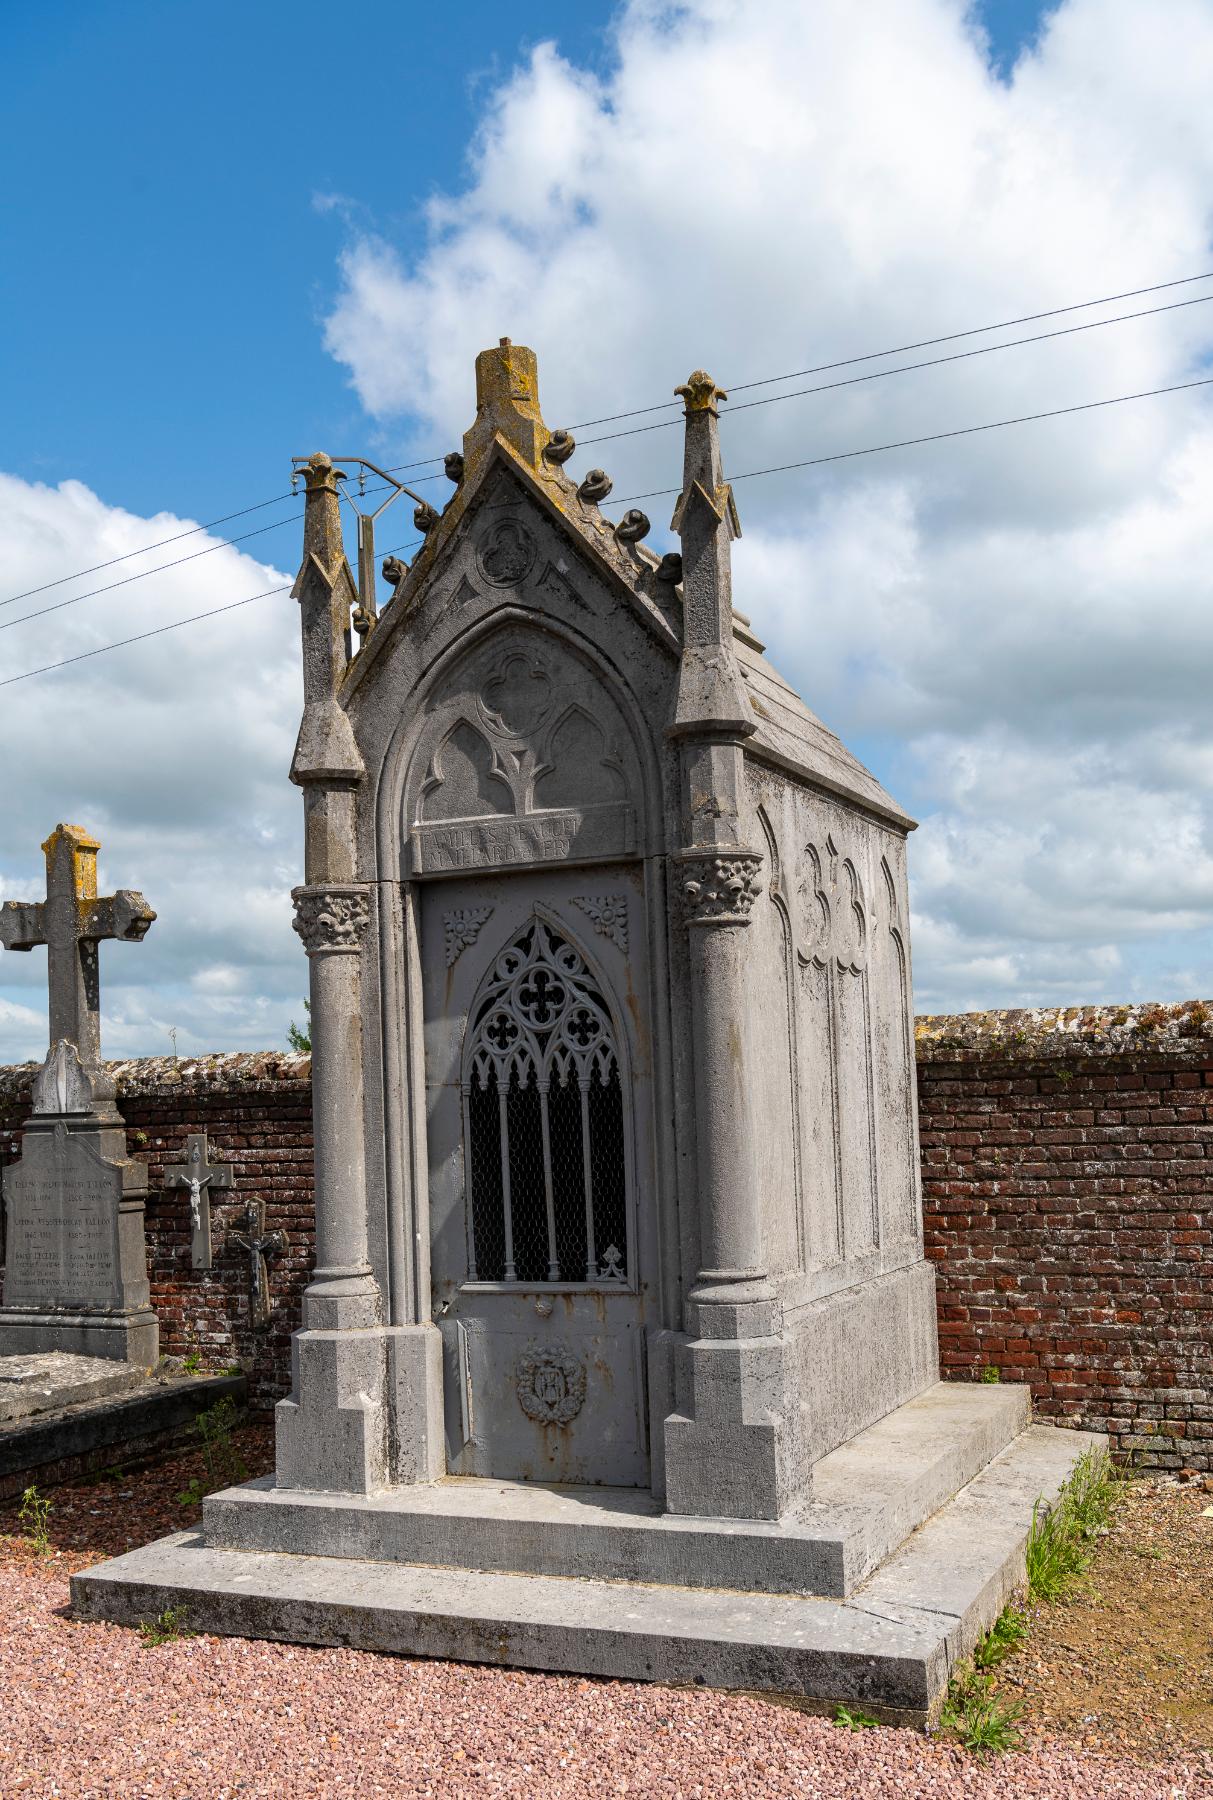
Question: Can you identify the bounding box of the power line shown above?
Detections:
[568,268,1213,428]
[0,537,424,690]
[14,267,1213,605]
[5,373,1210,690]
[579,293,1213,448]
[11,284,1202,638]
[0,492,300,609]
[0,512,303,635]
[600,372,1213,507]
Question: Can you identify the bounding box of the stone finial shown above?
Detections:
[676,370,728,414]
[462,340,550,474]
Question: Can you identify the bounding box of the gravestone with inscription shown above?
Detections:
[77,342,1100,1717]
[0,825,158,1365]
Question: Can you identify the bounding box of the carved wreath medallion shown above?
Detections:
[515,1343,587,1426]
[476,518,537,588]
[678,851,764,926]
[291,885,372,954]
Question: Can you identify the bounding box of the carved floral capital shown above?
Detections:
[291,884,372,954]
[677,851,764,926]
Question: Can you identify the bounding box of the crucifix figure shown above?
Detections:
[163,1132,234,1270]
[230,1197,288,1328]
[0,824,155,1106]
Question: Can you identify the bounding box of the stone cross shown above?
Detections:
[163,1132,233,1271]
[230,1197,288,1327]
[0,824,156,1072]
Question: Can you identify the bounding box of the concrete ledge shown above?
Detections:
[0,1371,246,1499]
[205,1381,1028,1598]
[71,1423,1098,1720]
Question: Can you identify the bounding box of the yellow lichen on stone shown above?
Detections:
[41,823,99,907]
[462,339,551,476]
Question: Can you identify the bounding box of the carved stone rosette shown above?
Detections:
[677,851,764,927]
[291,885,372,955]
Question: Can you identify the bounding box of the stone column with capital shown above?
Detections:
[661,374,808,1521]
[273,458,390,1495]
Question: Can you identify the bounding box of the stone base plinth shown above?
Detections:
[71,1420,1100,1722]
[0,1308,158,1368]
[211,1382,1029,1599]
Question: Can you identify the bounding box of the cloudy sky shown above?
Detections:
[3,0,1212,1062]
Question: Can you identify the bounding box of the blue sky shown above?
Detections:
[4,0,1212,1061]
[2,1,1050,530]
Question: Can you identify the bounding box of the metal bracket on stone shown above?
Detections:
[163,1131,234,1271]
[230,1197,288,1328]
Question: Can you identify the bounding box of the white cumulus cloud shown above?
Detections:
[0,474,306,1062]
[321,0,1213,1012]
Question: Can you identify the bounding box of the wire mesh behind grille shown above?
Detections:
[463,917,630,1285]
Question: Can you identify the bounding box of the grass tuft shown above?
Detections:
[1025,1446,1117,1602]
[973,1602,1028,1669]
[940,1669,1023,1755]
[18,1485,52,1557]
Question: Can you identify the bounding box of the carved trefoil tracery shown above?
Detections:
[405,631,641,875]
[291,885,372,954]
[677,851,764,925]
[571,894,629,952]
[461,917,630,1285]
[443,906,494,966]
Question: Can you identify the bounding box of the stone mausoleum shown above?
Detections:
[77,343,1096,1717]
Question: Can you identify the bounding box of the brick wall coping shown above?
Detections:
[915,999,1213,1063]
[0,1051,311,1108]
[1,1000,1210,1096]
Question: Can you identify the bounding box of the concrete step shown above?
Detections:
[204,1381,1029,1598]
[71,1422,1097,1722]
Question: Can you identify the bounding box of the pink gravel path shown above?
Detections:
[0,1564,1206,1799]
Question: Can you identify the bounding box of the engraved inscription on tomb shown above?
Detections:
[4,1125,120,1309]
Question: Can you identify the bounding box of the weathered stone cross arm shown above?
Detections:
[0,824,156,1069]
[0,888,155,950]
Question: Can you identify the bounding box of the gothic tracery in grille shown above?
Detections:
[462,918,628,1284]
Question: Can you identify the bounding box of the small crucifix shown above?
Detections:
[163,1132,233,1270]
[230,1197,288,1327]
[0,824,155,1092]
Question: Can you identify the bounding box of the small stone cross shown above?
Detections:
[0,824,155,1070]
[163,1132,233,1271]
[230,1197,288,1327]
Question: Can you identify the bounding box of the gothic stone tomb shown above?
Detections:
[75,344,1098,1717]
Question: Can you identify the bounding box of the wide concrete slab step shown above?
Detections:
[71,1422,1096,1721]
[204,1380,1029,1598]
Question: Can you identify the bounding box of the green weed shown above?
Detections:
[196,1395,248,1490]
[181,1349,203,1375]
[18,1485,52,1556]
[1025,1446,1117,1602]
[979,1365,1001,1384]
[941,1669,1023,1755]
[973,1603,1028,1670]
[138,1605,193,1647]
[833,1704,881,1730]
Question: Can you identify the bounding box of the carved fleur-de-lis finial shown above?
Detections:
[675,370,728,412]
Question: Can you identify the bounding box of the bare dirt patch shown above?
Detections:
[994,1473,1213,1766]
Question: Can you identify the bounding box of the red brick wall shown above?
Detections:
[917,1002,1213,1473]
[0,1055,312,1410]
[2,1006,1210,1468]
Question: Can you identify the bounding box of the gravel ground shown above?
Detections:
[0,1431,1208,1798]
